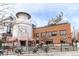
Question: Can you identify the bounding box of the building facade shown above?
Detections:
[33,23,72,44]
[77,31,79,42]
[0,11,73,47]
[12,12,32,46]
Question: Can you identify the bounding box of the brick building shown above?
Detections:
[33,23,72,44]
[77,31,79,42]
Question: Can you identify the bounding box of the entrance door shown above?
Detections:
[20,41,26,46]
[36,40,39,44]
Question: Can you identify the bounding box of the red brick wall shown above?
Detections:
[33,23,72,44]
[77,32,79,42]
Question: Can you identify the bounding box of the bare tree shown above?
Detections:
[0,3,14,24]
[48,12,63,25]
[0,3,15,40]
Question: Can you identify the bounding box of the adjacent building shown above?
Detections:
[77,31,79,42]
[33,23,72,44]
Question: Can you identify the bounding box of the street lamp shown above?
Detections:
[25,29,29,54]
[60,40,65,52]
[72,25,76,51]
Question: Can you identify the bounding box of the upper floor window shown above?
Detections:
[59,30,67,36]
[51,31,57,36]
[41,32,46,36]
[36,33,39,37]
[46,32,51,36]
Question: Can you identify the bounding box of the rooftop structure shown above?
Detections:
[16,12,31,19]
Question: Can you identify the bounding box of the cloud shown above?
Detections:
[71,16,79,30]
[12,3,79,30]
[63,16,79,31]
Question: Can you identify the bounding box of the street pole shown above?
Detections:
[73,25,76,51]
[60,40,63,52]
[26,30,29,54]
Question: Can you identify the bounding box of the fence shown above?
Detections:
[48,43,77,52]
[0,43,78,55]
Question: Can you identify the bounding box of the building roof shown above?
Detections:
[34,22,70,29]
[16,12,31,19]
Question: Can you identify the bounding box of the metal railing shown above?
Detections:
[0,43,78,55]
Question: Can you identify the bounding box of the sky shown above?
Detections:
[9,3,79,31]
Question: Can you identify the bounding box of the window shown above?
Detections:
[41,32,46,36]
[7,26,11,34]
[46,41,53,44]
[51,31,57,36]
[36,33,39,37]
[46,32,51,36]
[20,41,26,46]
[59,30,67,36]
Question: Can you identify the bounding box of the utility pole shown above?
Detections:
[26,29,29,54]
[73,25,76,51]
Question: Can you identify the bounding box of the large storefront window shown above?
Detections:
[46,41,53,44]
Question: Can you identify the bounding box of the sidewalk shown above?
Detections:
[1,48,79,56]
[2,50,79,56]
